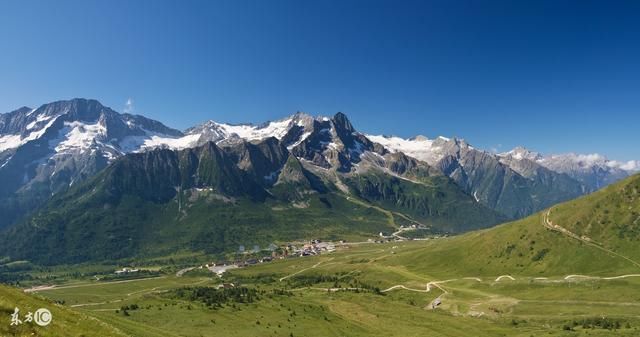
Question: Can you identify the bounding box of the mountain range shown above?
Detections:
[0,98,637,264]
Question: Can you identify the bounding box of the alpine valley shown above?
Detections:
[2,99,640,337]
[0,98,638,265]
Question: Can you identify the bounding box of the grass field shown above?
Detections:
[7,234,637,337]
[0,284,127,337]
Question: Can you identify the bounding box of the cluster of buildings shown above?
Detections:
[286,240,337,256]
[114,267,139,275]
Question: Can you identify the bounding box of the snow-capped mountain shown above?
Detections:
[127,111,388,173]
[366,135,453,166]
[367,135,581,218]
[499,147,639,192]
[131,111,319,152]
[0,99,183,228]
[367,135,639,193]
[0,99,182,161]
[1,98,637,230]
[0,100,400,229]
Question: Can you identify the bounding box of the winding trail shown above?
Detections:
[65,279,208,308]
[564,274,640,281]
[344,195,427,239]
[24,276,167,293]
[383,278,466,294]
[543,209,640,269]
[382,285,429,293]
[375,208,640,297]
[603,274,640,280]
[495,275,515,282]
[291,287,365,292]
[380,272,640,296]
[278,258,334,282]
[176,267,195,277]
[564,275,593,280]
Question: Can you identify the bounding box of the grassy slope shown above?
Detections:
[24,243,640,337]
[1,190,397,264]
[343,172,505,232]
[549,173,640,261]
[384,173,640,278]
[0,284,125,337]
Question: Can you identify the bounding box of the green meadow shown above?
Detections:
[4,235,636,337]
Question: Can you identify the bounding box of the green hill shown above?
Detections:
[385,173,640,278]
[0,284,125,337]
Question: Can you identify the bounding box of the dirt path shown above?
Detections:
[564,274,640,281]
[24,276,167,293]
[176,267,195,277]
[382,279,457,294]
[374,271,640,297]
[290,287,365,292]
[278,258,334,282]
[344,195,427,237]
[345,196,396,227]
[543,209,640,269]
[381,285,430,293]
[71,299,122,308]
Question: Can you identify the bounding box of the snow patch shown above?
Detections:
[0,134,22,152]
[367,134,445,165]
[0,116,60,152]
[53,121,106,153]
[287,131,312,150]
[120,132,201,152]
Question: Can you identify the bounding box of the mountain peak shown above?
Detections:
[13,106,33,114]
[410,135,430,141]
[332,112,354,133]
[502,146,541,161]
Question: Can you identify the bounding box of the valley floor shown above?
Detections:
[6,237,639,337]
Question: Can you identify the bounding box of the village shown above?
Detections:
[114,227,446,280]
[198,239,339,276]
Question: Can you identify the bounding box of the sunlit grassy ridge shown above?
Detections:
[0,284,125,337]
[23,240,640,337]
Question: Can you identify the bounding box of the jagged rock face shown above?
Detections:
[221,137,290,186]
[1,100,417,230]
[103,142,269,203]
[1,102,402,230]
[183,112,318,150]
[369,135,588,219]
[499,147,638,193]
[2,97,636,235]
[434,148,536,218]
[289,112,386,172]
[0,132,505,264]
[0,99,557,264]
[388,137,584,219]
[0,107,40,135]
[0,98,182,228]
[537,154,633,192]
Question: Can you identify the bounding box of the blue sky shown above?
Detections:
[1,0,639,160]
